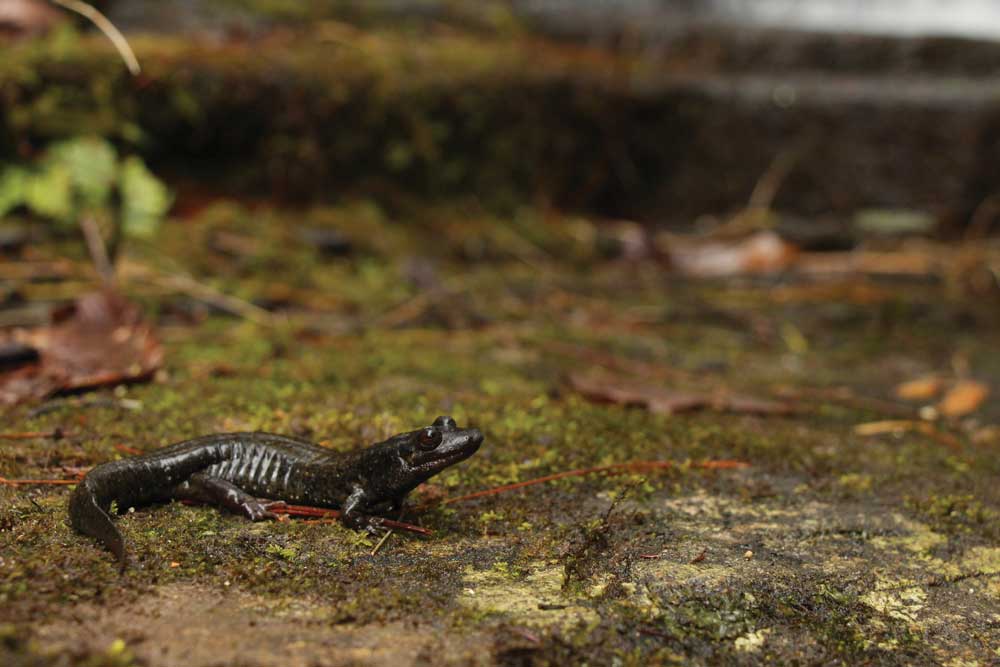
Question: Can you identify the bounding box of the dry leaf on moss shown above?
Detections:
[568,372,795,416]
[0,290,163,404]
[938,380,990,418]
[894,375,943,401]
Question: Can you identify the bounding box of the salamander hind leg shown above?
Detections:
[174,473,286,521]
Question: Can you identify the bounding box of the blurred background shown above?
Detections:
[2,2,999,665]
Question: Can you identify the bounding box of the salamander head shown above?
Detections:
[394,415,483,482]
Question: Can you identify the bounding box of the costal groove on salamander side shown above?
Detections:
[69,417,484,570]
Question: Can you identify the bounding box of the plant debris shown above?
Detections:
[853,420,962,451]
[895,375,944,401]
[664,231,799,278]
[0,290,163,404]
[568,371,796,416]
[937,380,990,418]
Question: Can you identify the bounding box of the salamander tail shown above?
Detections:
[69,480,127,571]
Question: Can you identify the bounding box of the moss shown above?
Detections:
[1,202,999,665]
[0,26,690,218]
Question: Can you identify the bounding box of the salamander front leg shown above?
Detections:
[341,485,383,534]
[174,473,286,521]
[387,496,405,515]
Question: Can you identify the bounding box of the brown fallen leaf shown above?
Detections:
[895,375,943,401]
[0,290,163,404]
[938,380,990,418]
[568,372,795,417]
[854,420,961,451]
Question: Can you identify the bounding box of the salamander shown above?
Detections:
[69,415,483,570]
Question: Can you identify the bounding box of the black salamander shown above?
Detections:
[69,416,482,569]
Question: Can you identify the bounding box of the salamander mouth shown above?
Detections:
[421,429,483,468]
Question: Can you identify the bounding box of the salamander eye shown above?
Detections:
[417,427,442,451]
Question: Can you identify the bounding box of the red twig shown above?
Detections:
[276,503,433,536]
[697,460,751,470]
[114,443,144,455]
[0,430,66,440]
[178,499,433,536]
[0,476,79,486]
[436,459,750,507]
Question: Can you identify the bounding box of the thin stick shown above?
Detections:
[50,0,141,75]
[79,216,115,284]
[965,193,1000,240]
[174,499,432,535]
[371,508,406,556]
[0,476,80,486]
[854,420,962,451]
[0,430,66,440]
[370,526,395,556]
[747,144,803,212]
[436,459,750,507]
[148,271,277,327]
[274,503,432,536]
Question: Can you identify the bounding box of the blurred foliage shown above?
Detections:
[0,136,172,238]
[212,0,523,32]
[0,28,677,217]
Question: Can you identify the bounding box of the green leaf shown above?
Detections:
[24,164,73,223]
[0,167,27,218]
[119,156,172,238]
[46,136,118,208]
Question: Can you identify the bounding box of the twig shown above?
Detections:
[0,475,80,486]
[49,0,141,75]
[371,508,406,556]
[433,459,750,508]
[509,627,541,644]
[265,503,432,536]
[0,260,77,281]
[714,136,812,237]
[371,293,431,329]
[135,268,277,326]
[747,144,803,212]
[175,499,433,535]
[79,215,116,284]
[370,526,396,556]
[965,193,1000,240]
[854,420,962,451]
[0,430,66,440]
[28,396,143,418]
[776,385,917,418]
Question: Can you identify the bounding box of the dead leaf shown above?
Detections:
[854,420,961,451]
[938,380,990,418]
[0,0,64,37]
[0,291,163,404]
[568,372,795,417]
[972,425,1000,446]
[895,375,943,401]
[666,231,799,278]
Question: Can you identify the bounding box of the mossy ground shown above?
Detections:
[1,201,998,666]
